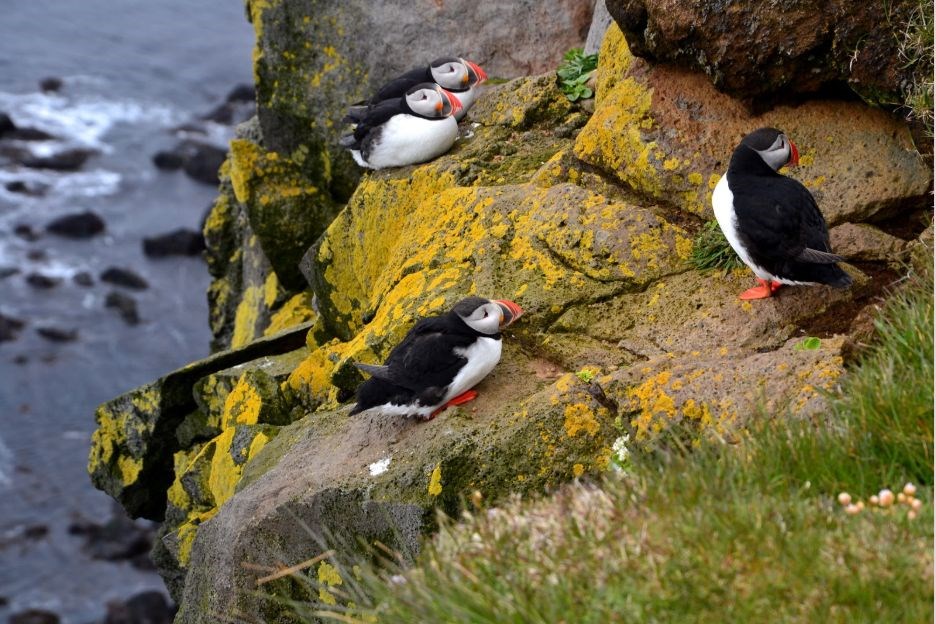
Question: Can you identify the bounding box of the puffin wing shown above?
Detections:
[371,317,474,392]
[339,99,405,150]
[370,66,432,103]
[733,176,833,263]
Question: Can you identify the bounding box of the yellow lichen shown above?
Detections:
[563,403,600,438]
[223,376,263,427]
[318,561,343,605]
[231,285,263,349]
[428,464,443,496]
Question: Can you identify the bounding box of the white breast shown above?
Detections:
[712,173,769,280]
[453,86,479,121]
[445,337,502,402]
[363,114,458,169]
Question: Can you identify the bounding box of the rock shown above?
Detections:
[13,224,41,241]
[573,24,932,224]
[181,143,226,185]
[69,503,156,568]
[829,223,909,262]
[142,229,205,258]
[26,249,46,262]
[152,151,184,170]
[21,148,95,171]
[0,314,25,342]
[105,291,141,325]
[8,609,60,624]
[5,180,49,196]
[0,267,20,280]
[105,592,175,624]
[45,211,106,238]
[36,326,77,342]
[584,0,613,56]
[4,127,56,141]
[25,273,61,289]
[225,84,255,104]
[73,271,94,287]
[0,112,14,135]
[100,267,149,291]
[39,77,63,92]
[605,0,921,106]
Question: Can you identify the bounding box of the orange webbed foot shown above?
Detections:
[739,279,782,300]
[426,390,479,420]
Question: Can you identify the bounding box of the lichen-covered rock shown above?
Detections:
[574,24,932,224]
[605,0,924,106]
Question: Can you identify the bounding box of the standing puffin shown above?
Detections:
[346,57,487,123]
[339,82,462,170]
[712,127,852,300]
[350,297,524,420]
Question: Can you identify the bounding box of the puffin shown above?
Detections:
[712,127,852,300]
[345,56,487,123]
[338,82,462,170]
[350,297,524,420]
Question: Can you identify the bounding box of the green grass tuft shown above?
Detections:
[690,220,745,271]
[897,0,934,134]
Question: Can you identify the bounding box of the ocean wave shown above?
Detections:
[0,168,121,201]
[0,434,13,488]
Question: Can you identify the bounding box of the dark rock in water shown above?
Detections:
[100,267,149,291]
[46,211,106,238]
[0,267,20,279]
[0,112,14,135]
[0,313,25,342]
[0,595,8,606]
[105,591,175,624]
[181,143,226,185]
[23,524,49,540]
[8,609,60,624]
[6,180,49,196]
[22,148,94,171]
[73,271,94,287]
[6,127,56,141]
[69,503,156,569]
[39,76,63,92]
[36,326,78,342]
[143,229,205,258]
[12,355,28,365]
[25,272,61,289]
[152,150,184,170]
[105,291,140,325]
[13,223,41,241]
[26,249,47,262]
[226,84,255,103]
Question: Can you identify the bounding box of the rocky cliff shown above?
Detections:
[88,1,932,621]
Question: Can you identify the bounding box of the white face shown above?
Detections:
[430,61,470,90]
[458,301,504,335]
[755,133,793,171]
[405,86,450,118]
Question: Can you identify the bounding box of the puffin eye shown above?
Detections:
[483,310,489,318]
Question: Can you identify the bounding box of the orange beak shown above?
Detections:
[466,60,488,84]
[441,88,463,116]
[787,140,799,167]
[495,300,524,327]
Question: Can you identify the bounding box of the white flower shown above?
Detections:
[611,435,631,463]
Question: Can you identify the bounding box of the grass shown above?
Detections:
[282,258,933,623]
[896,0,934,134]
[556,48,598,102]
[690,220,745,271]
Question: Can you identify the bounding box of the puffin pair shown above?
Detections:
[340,57,488,170]
[350,297,523,420]
[712,127,852,300]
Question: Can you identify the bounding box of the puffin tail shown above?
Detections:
[816,264,853,289]
[342,105,368,125]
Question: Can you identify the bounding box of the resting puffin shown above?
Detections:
[350,297,524,420]
[346,57,487,123]
[339,83,462,170]
[712,127,852,300]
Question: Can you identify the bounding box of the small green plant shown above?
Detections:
[794,336,822,350]
[574,367,597,383]
[557,48,598,102]
[690,220,745,271]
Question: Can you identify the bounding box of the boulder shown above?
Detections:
[100,267,149,291]
[143,229,205,258]
[13,224,41,241]
[605,0,924,106]
[829,223,910,262]
[46,211,106,238]
[39,77,63,92]
[152,151,185,170]
[573,24,932,224]
[35,326,77,342]
[105,291,141,325]
[8,610,60,624]
[73,271,94,287]
[105,591,176,624]
[0,313,25,342]
[25,273,61,289]
[182,143,227,186]
[5,180,49,196]
[21,148,95,171]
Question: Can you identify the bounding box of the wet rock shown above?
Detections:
[21,148,95,171]
[5,180,49,196]
[0,267,20,280]
[0,313,25,342]
[45,211,106,238]
[100,267,149,291]
[152,151,184,170]
[181,143,226,185]
[68,503,156,568]
[5,127,56,141]
[225,84,255,104]
[605,0,919,105]
[8,609,60,624]
[36,326,78,342]
[105,591,175,624]
[573,24,932,224]
[142,229,205,258]
[26,249,46,262]
[13,224,41,241]
[25,273,61,289]
[0,112,14,135]
[105,291,140,325]
[73,271,94,287]
[39,77,63,92]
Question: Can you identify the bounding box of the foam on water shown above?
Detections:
[0,435,12,488]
